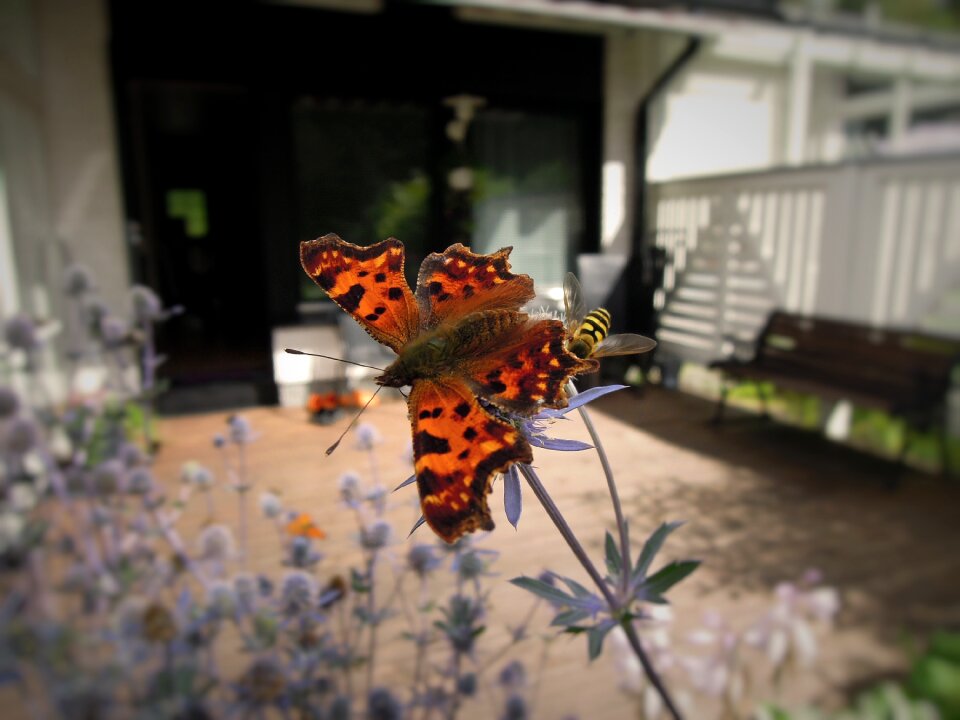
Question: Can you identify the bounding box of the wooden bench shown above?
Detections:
[710,311,960,472]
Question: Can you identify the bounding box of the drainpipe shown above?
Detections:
[628,36,701,337]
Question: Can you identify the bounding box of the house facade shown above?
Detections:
[1,0,958,405]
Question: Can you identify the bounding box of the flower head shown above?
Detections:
[2,417,38,455]
[181,461,214,489]
[130,285,163,323]
[367,688,403,720]
[0,387,20,419]
[259,491,283,519]
[338,472,362,507]
[407,544,443,577]
[279,570,316,617]
[227,414,254,444]
[354,422,381,450]
[4,314,39,351]
[64,263,94,296]
[197,525,235,563]
[360,520,392,551]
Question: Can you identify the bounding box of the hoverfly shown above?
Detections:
[563,272,657,360]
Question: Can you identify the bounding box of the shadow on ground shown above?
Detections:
[591,386,960,639]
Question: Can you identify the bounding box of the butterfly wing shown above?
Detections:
[563,272,587,336]
[415,244,535,329]
[301,234,419,354]
[410,376,532,543]
[457,314,597,414]
[592,333,658,358]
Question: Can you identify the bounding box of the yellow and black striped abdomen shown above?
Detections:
[570,307,611,358]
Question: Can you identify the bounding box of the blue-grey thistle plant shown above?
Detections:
[367,687,403,720]
[126,468,154,496]
[64,263,94,297]
[236,657,288,709]
[353,422,381,451]
[280,570,316,618]
[0,387,19,419]
[407,544,442,578]
[92,459,125,495]
[232,573,258,615]
[227,414,253,445]
[338,472,362,508]
[436,595,484,655]
[2,417,38,456]
[197,525,235,565]
[4,314,39,352]
[360,520,392,551]
[130,285,164,324]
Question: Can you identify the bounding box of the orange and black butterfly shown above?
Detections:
[563,273,656,361]
[301,235,594,543]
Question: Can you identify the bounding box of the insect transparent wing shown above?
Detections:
[563,272,587,335]
[592,333,657,358]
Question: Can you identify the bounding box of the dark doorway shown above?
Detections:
[110,1,603,411]
[125,83,274,410]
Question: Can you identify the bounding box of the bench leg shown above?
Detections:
[711,382,729,425]
[756,382,771,420]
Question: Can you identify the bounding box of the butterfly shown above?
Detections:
[563,272,657,360]
[285,512,327,540]
[300,234,595,543]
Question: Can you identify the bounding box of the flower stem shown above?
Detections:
[517,464,683,720]
[516,464,615,608]
[566,383,631,599]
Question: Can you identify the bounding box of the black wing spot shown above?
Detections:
[429,281,443,296]
[358,270,369,277]
[365,313,379,322]
[486,380,507,394]
[388,287,403,300]
[431,407,443,418]
[454,402,471,418]
[415,430,451,456]
[375,272,386,283]
[457,449,470,460]
[337,284,366,313]
[463,427,478,441]
[418,409,431,420]
[374,306,386,315]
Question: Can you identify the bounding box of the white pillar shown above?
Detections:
[889,76,913,151]
[786,32,812,166]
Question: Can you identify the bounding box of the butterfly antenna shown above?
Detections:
[325,385,384,456]
[284,348,385,372]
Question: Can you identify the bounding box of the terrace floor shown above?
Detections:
[148,385,960,719]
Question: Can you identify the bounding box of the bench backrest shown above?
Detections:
[756,311,960,408]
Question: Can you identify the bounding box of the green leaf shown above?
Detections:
[633,521,684,582]
[551,609,591,627]
[604,531,622,578]
[929,631,960,664]
[556,575,593,599]
[587,620,617,661]
[509,577,580,608]
[641,560,700,602]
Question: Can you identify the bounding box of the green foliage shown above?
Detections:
[372,171,431,247]
[763,632,960,720]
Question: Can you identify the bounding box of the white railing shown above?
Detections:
[648,154,960,364]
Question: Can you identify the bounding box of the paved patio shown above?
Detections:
[148,385,960,719]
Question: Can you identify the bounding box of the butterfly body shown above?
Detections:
[302,235,594,542]
[563,273,657,361]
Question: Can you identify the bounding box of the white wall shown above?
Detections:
[0,0,128,322]
[646,53,789,182]
[602,29,686,253]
